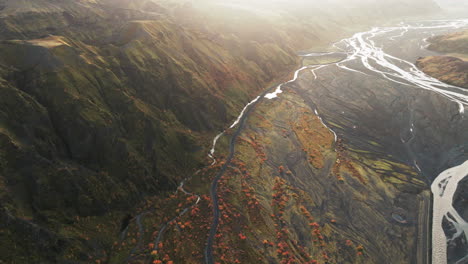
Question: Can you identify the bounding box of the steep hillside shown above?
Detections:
[0,2,306,262]
[428,30,468,55]
[0,0,440,263]
[417,30,468,88]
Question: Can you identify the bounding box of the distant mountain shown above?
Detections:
[209,0,441,20]
[428,30,468,55]
[433,0,468,14]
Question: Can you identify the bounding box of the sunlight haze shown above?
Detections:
[0,0,467,263]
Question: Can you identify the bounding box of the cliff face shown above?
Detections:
[0,0,440,262]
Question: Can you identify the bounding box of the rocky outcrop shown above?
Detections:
[416,56,468,88]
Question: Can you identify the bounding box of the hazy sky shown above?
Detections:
[433,0,468,8]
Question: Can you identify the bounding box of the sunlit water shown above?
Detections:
[335,19,468,113]
[432,161,468,264]
[334,19,468,264]
[333,19,468,264]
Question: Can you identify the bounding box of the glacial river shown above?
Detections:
[293,19,468,263]
[329,19,468,264]
[206,19,468,264]
[432,161,468,264]
[119,18,468,264]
